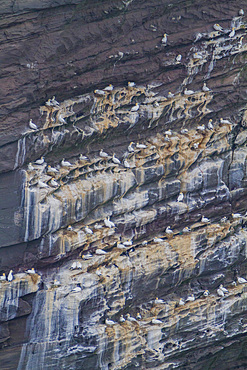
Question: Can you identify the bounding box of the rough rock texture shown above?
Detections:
[1,0,247,369]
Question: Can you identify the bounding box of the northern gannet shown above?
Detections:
[220,216,228,223]
[197,124,205,131]
[232,213,242,219]
[202,82,210,92]
[176,54,182,63]
[186,294,195,302]
[51,96,59,107]
[72,284,82,293]
[35,157,45,165]
[0,273,6,281]
[183,227,191,233]
[229,28,235,38]
[105,318,115,326]
[203,290,210,297]
[79,154,89,161]
[94,223,103,229]
[217,287,224,297]
[85,226,93,234]
[168,91,174,98]
[152,318,163,324]
[119,315,126,323]
[50,178,59,187]
[165,226,173,235]
[237,276,247,284]
[177,192,184,202]
[8,270,13,282]
[184,88,194,95]
[128,142,135,152]
[112,154,121,164]
[104,217,115,228]
[70,262,77,270]
[104,84,114,92]
[38,180,49,188]
[193,52,203,60]
[154,297,165,304]
[61,158,73,167]
[162,33,167,44]
[213,24,224,32]
[99,149,109,158]
[201,216,210,223]
[220,118,231,125]
[29,119,38,130]
[193,143,199,149]
[153,237,163,243]
[179,298,185,306]
[94,89,105,96]
[123,239,133,246]
[128,81,136,88]
[58,114,66,125]
[95,249,107,255]
[137,313,142,320]
[53,279,61,287]
[117,242,128,249]
[123,159,130,168]
[153,101,159,107]
[67,225,73,231]
[96,268,102,276]
[219,284,228,294]
[181,128,189,134]
[164,129,172,136]
[208,119,213,130]
[239,9,244,16]
[126,313,137,322]
[82,253,93,260]
[26,268,36,274]
[136,143,147,149]
[131,103,140,112]
[47,165,59,174]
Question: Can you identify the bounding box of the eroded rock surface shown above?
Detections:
[1,0,247,369]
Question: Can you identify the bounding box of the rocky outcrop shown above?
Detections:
[1,0,247,369]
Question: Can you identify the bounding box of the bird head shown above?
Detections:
[164,33,167,36]
[3,273,5,276]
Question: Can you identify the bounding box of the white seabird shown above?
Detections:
[85,226,93,234]
[26,268,36,274]
[123,159,130,168]
[232,213,242,219]
[184,88,194,95]
[136,143,147,149]
[0,273,6,281]
[104,217,115,228]
[162,33,167,44]
[58,114,67,125]
[220,118,231,125]
[99,149,109,158]
[201,216,210,223]
[176,54,182,63]
[213,24,224,32]
[94,89,105,96]
[29,119,38,130]
[117,242,128,249]
[126,313,137,322]
[119,315,126,323]
[177,192,184,202]
[112,154,121,164]
[51,96,59,107]
[61,158,73,167]
[153,101,159,107]
[239,9,244,16]
[237,276,247,284]
[8,270,13,282]
[165,226,173,235]
[164,129,172,136]
[203,290,210,297]
[152,318,163,324]
[179,298,185,306]
[50,178,59,187]
[128,81,136,88]
[193,52,203,60]
[131,103,140,112]
[181,128,189,134]
[219,284,228,294]
[47,165,59,174]
[197,124,205,131]
[202,82,210,92]
[217,287,225,297]
[104,84,114,92]
[79,154,89,161]
[229,28,235,38]
[94,223,103,230]
[153,237,163,243]
[186,294,195,302]
[123,239,133,246]
[154,297,165,304]
[52,279,61,287]
[105,318,115,326]
[71,285,82,293]
[183,227,191,233]
[67,225,73,231]
[82,253,93,260]
[95,249,107,255]
[70,262,77,270]
[137,313,142,320]
[168,92,174,98]
[128,142,135,152]
[35,157,45,165]
[208,119,214,130]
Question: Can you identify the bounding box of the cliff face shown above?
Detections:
[1,1,247,369]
